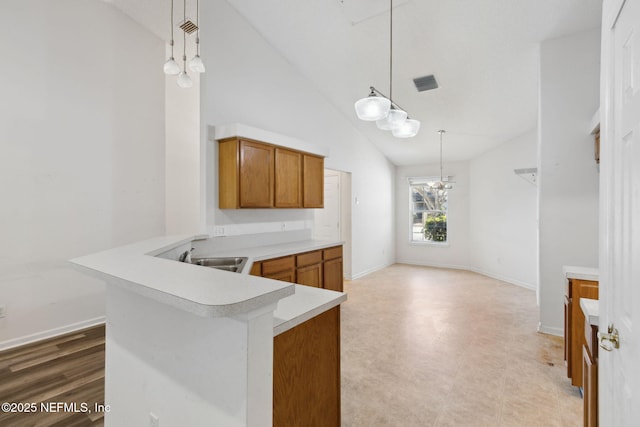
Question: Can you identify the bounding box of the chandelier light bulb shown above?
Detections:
[164,57,180,75]
[376,107,407,130]
[189,55,206,73]
[177,71,193,88]
[354,94,391,121]
[391,118,421,138]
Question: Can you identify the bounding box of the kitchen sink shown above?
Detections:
[190,257,248,273]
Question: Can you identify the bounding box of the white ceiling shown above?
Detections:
[109,0,602,165]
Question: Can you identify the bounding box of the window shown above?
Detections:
[409,178,448,243]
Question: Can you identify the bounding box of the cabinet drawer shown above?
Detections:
[262,256,295,276]
[323,246,342,261]
[296,250,322,267]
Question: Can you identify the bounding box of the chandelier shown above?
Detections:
[163,0,205,88]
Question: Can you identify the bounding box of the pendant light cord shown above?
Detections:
[182,0,187,70]
[170,0,175,55]
[196,0,200,54]
[389,0,393,102]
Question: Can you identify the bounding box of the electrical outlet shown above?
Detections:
[0,305,5,318]
[213,226,225,237]
[149,413,159,427]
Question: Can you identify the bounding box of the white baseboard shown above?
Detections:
[537,323,563,337]
[467,267,537,291]
[396,259,471,271]
[350,261,395,280]
[0,316,106,352]
[394,260,538,292]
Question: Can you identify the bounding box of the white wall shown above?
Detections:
[395,161,471,269]
[165,68,202,235]
[469,130,538,289]
[199,0,396,278]
[0,0,165,348]
[538,28,600,335]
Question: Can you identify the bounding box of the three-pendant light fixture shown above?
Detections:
[163,0,205,88]
[354,0,420,138]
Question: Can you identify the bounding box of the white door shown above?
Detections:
[599,0,640,424]
[313,170,341,241]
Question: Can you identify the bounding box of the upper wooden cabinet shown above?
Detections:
[218,137,324,209]
[303,154,324,208]
[275,148,302,208]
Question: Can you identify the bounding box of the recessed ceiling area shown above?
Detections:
[110,0,602,165]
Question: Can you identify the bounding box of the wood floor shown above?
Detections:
[0,324,105,427]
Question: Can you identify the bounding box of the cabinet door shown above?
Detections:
[570,279,599,386]
[265,270,295,283]
[239,140,274,208]
[583,345,598,427]
[296,264,323,288]
[323,257,343,292]
[565,296,572,379]
[303,154,324,208]
[273,307,340,427]
[275,148,302,208]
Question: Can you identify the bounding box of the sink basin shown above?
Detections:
[191,257,248,273]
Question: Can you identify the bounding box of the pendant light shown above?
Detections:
[188,0,205,73]
[176,0,193,88]
[163,0,180,75]
[354,0,420,138]
[429,130,454,190]
[355,88,391,121]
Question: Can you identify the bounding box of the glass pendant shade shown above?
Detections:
[189,55,205,73]
[391,118,421,138]
[354,95,391,121]
[177,71,193,88]
[164,57,180,75]
[376,107,407,130]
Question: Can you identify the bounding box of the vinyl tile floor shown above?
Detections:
[340,264,582,427]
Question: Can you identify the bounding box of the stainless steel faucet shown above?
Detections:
[179,248,194,263]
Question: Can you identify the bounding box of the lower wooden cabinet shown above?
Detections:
[253,245,343,292]
[564,278,598,387]
[583,320,598,427]
[273,306,340,427]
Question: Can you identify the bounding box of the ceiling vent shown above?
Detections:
[413,75,438,92]
[179,19,198,35]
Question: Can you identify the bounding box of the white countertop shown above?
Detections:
[580,298,599,326]
[70,235,346,334]
[563,265,599,282]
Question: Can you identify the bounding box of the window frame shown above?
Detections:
[408,177,450,246]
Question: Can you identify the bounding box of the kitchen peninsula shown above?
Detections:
[71,235,346,427]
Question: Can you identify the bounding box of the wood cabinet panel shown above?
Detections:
[303,154,324,208]
[275,148,302,208]
[323,245,343,261]
[249,262,262,276]
[324,257,343,292]
[565,279,599,387]
[239,140,274,208]
[262,256,295,277]
[296,250,323,267]
[273,307,340,427]
[265,270,295,283]
[583,344,598,427]
[218,138,240,209]
[296,263,323,288]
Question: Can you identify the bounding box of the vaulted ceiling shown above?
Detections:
[110,0,602,165]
